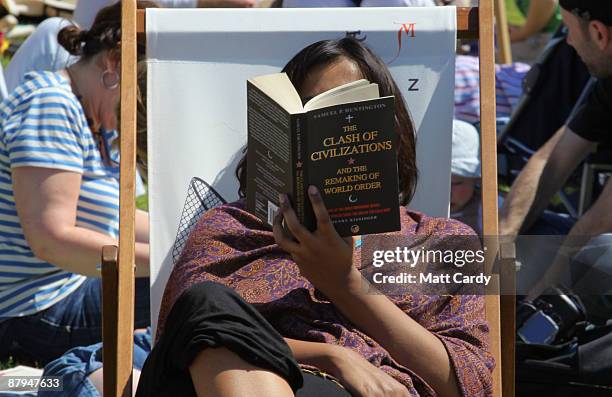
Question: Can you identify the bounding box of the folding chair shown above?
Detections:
[104,2,513,396]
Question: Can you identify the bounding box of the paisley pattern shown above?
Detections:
[158,200,494,396]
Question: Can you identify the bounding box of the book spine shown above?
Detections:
[292,114,306,224]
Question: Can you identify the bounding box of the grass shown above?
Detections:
[0,357,16,371]
[0,357,42,370]
[136,193,148,211]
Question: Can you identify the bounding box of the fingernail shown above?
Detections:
[308,185,318,195]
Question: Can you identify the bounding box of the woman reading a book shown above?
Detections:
[137,38,494,397]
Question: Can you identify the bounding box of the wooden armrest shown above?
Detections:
[101,246,120,397]
[101,244,135,397]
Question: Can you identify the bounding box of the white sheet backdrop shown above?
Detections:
[146,7,456,332]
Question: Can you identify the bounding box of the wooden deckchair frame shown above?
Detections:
[494,0,513,64]
[105,1,514,396]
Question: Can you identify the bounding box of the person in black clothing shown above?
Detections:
[500,0,612,299]
[500,1,612,296]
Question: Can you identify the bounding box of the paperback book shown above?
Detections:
[246,72,400,236]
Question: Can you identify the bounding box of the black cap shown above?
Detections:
[560,0,612,26]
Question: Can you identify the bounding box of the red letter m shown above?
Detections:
[389,23,416,64]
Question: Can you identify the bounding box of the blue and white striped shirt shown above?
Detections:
[0,71,120,318]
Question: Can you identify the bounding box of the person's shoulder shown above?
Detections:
[599,76,612,88]
[597,77,612,98]
[12,71,80,111]
[198,198,247,222]
[22,71,73,95]
[587,77,612,105]
[404,208,478,237]
[189,198,269,241]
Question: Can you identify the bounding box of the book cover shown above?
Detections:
[301,97,400,236]
[246,75,400,236]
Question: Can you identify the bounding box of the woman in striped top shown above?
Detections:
[0,2,151,365]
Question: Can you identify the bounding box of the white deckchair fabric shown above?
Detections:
[0,65,7,100]
[146,7,456,332]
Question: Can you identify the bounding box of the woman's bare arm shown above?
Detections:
[328,271,461,397]
[500,127,595,237]
[274,188,462,397]
[136,209,150,244]
[510,0,558,42]
[14,167,149,277]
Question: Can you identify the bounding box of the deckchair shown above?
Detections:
[105,2,514,396]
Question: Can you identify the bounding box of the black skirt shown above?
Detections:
[136,281,351,397]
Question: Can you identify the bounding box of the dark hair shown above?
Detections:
[136,61,148,181]
[236,37,418,205]
[58,1,159,59]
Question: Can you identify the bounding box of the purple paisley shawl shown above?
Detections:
[158,200,494,396]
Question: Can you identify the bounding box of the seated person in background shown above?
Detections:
[136,37,494,397]
[5,12,152,190]
[37,61,151,397]
[5,17,77,94]
[450,120,482,236]
[0,2,151,366]
[453,54,530,125]
[7,0,255,91]
[39,329,152,397]
[500,1,612,295]
[506,0,561,63]
[74,0,256,31]
[449,119,571,238]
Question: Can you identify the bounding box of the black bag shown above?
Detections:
[517,324,612,396]
[516,292,612,396]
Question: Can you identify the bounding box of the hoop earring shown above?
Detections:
[101,70,120,90]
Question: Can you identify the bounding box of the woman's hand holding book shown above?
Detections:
[273,185,360,299]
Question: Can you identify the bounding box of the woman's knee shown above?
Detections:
[189,347,294,397]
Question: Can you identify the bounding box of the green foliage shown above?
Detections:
[0,356,15,370]
[136,194,148,211]
[0,356,41,370]
[1,54,10,68]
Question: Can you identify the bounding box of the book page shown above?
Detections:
[248,73,303,114]
[304,82,380,111]
[304,79,369,106]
